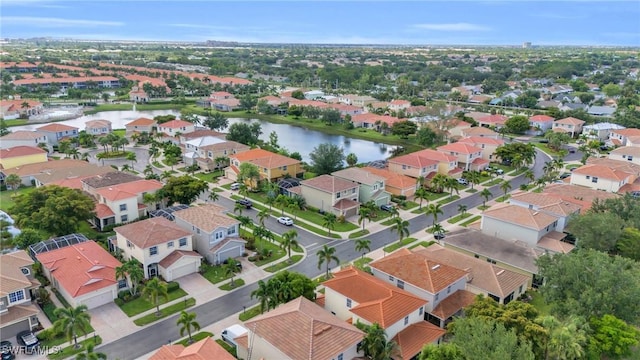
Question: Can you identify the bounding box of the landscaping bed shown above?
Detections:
[265,255,303,273]
[116,283,187,317]
[409,241,436,250]
[175,331,213,346]
[447,213,472,224]
[134,298,196,326]
[348,229,370,239]
[438,195,460,204]
[219,279,245,291]
[460,215,481,227]
[47,336,102,360]
[194,170,224,183]
[216,339,238,357]
[383,237,417,253]
[239,304,262,321]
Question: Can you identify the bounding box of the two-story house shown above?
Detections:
[552,117,585,138]
[456,136,505,162]
[332,167,391,206]
[570,164,634,193]
[0,146,48,171]
[509,192,581,232]
[609,146,640,166]
[196,140,249,171]
[476,114,507,129]
[528,115,555,134]
[389,149,461,179]
[182,136,228,166]
[389,99,411,112]
[460,126,500,139]
[322,266,445,360]
[236,297,364,360]
[0,250,40,342]
[125,117,157,135]
[437,142,487,171]
[85,119,112,136]
[0,131,48,150]
[157,119,195,137]
[226,148,304,184]
[583,122,625,141]
[93,179,163,230]
[173,204,245,265]
[114,217,202,280]
[299,175,360,217]
[608,128,640,147]
[37,123,79,146]
[36,241,123,309]
[151,337,236,360]
[362,167,418,197]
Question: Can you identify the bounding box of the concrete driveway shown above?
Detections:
[90,302,138,344]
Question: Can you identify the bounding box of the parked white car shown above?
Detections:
[277,216,294,226]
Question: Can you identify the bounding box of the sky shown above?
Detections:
[1,1,639,46]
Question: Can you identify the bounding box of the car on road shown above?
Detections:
[434,232,446,240]
[457,178,468,185]
[277,216,294,226]
[1,341,15,360]
[16,331,39,354]
[569,148,576,154]
[494,168,504,175]
[380,204,395,212]
[230,183,240,191]
[559,173,571,179]
[235,198,252,209]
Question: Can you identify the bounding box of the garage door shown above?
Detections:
[1,320,30,342]
[81,291,113,309]
[171,262,196,280]
[217,246,241,265]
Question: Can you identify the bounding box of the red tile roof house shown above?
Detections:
[113,217,202,280]
[129,86,149,103]
[125,117,157,135]
[0,146,48,171]
[327,103,364,117]
[351,113,401,131]
[92,179,163,230]
[299,174,361,218]
[322,266,445,360]
[236,297,364,360]
[172,204,246,265]
[389,99,411,111]
[0,130,49,150]
[389,149,461,179]
[437,142,488,172]
[36,123,79,146]
[36,241,123,309]
[457,136,505,162]
[0,250,41,342]
[85,119,112,136]
[476,114,508,130]
[528,115,555,135]
[0,99,44,119]
[460,126,500,139]
[608,128,640,147]
[150,337,236,360]
[362,166,418,197]
[570,163,635,193]
[552,117,585,138]
[158,119,196,136]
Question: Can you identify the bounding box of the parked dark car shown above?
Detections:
[0,341,15,360]
[559,173,571,179]
[16,331,39,354]
[235,199,253,209]
[380,204,395,212]
[434,232,446,240]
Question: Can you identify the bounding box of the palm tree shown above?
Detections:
[457,204,467,217]
[287,201,301,221]
[425,203,443,225]
[251,280,271,314]
[75,343,106,360]
[523,169,535,185]
[354,239,371,259]
[322,212,337,236]
[115,259,144,296]
[223,258,240,287]
[237,215,252,233]
[539,315,587,360]
[445,176,460,198]
[233,202,245,216]
[414,187,429,210]
[257,209,270,227]
[430,173,449,193]
[430,223,445,237]
[274,194,289,216]
[500,180,512,200]
[208,191,219,203]
[126,152,137,168]
[416,175,426,189]
[480,188,492,208]
[142,277,169,316]
[467,170,481,190]
[53,305,91,349]
[317,245,339,279]
[391,217,410,245]
[176,311,200,345]
[358,207,372,231]
[280,229,299,262]
[5,173,21,193]
[357,323,397,360]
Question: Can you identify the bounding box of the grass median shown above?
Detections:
[134,298,196,326]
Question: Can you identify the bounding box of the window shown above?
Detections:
[388,275,395,281]
[435,293,439,301]
[167,241,174,248]
[337,354,344,360]
[352,188,356,194]
[346,299,352,308]
[197,228,201,234]
[592,176,598,183]
[404,316,409,325]
[283,165,287,171]
[402,165,407,170]
[397,280,405,289]
[215,231,224,240]
[519,285,523,294]
[447,286,451,294]
[119,204,127,212]
[126,240,133,248]
[336,192,341,199]
[419,307,424,316]
[150,246,158,256]
[121,215,128,222]
[227,227,236,235]
[486,258,497,264]
[21,267,30,275]
[586,175,591,179]
[179,238,187,247]
[118,279,127,289]
[628,156,633,161]
[8,290,25,303]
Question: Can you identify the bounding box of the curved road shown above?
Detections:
[98,148,552,359]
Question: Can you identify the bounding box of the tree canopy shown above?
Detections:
[225,122,262,145]
[309,143,345,175]
[159,175,208,205]
[505,115,530,134]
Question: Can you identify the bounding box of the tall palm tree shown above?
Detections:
[233,202,245,216]
[354,239,371,259]
[251,280,271,314]
[425,203,443,225]
[430,223,445,237]
[322,213,337,236]
[53,305,91,349]
[500,180,512,199]
[391,217,410,245]
[223,258,239,287]
[416,175,425,189]
[75,343,106,360]
[287,201,301,221]
[126,152,137,168]
[237,215,252,233]
[280,229,299,262]
[176,311,200,345]
[467,170,481,190]
[430,173,449,193]
[414,187,429,210]
[208,191,219,203]
[539,315,587,360]
[5,173,21,193]
[257,209,270,227]
[317,245,339,279]
[142,277,169,316]
[358,207,372,231]
[523,169,535,185]
[357,323,397,360]
[457,204,468,217]
[275,194,290,216]
[480,188,492,208]
[445,176,460,197]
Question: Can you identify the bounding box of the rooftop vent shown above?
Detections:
[431,264,440,270]
[496,270,505,276]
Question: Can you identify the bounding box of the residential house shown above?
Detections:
[85,119,112,136]
[559,103,588,112]
[150,337,236,360]
[609,146,640,165]
[0,146,48,170]
[436,142,487,171]
[476,114,507,129]
[182,136,228,166]
[82,171,144,195]
[92,179,163,230]
[209,91,234,100]
[529,115,555,134]
[389,99,411,111]
[536,100,561,109]
[13,76,120,91]
[332,167,391,206]
[456,136,505,162]
[608,128,640,147]
[158,120,196,136]
[196,140,250,171]
[299,175,360,217]
[322,266,445,360]
[588,106,616,117]
[339,94,377,107]
[36,241,123,309]
[1,159,109,188]
[125,117,157,135]
[0,250,40,342]
[481,204,574,254]
[552,117,585,138]
[351,113,401,130]
[0,99,44,119]
[114,217,202,280]
[508,192,581,232]
[627,136,640,147]
[259,95,288,107]
[226,148,304,183]
[211,98,240,112]
[178,129,225,143]
[36,123,79,146]
[541,183,619,212]
[173,204,245,265]
[129,86,149,103]
[389,149,460,179]
[570,162,636,193]
[460,126,500,139]
[468,95,493,104]
[303,90,324,100]
[583,122,625,141]
[0,131,48,150]
[327,103,364,117]
[236,297,364,360]
[443,119,472,139]
[362,167,418,197]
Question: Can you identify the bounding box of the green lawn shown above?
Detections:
[425,191,448,201]
[398,200,419,210]
[348,229,370,239]
[4,119,28,127]
[438,195,460,204]
[112,129,126,137]
[152,161,164,168]
[219,278,245,291]
[566,163,581,170]
[495,195,511,202]
[200,264,238,284]
[465,188,478,193]
[175,331,213,346]
[531,142,566,157]
[381,218,398,226]
[478,205,491,211]
[409,241,436,250]
[239,304,262,321]
[483,178,504,187]
[0,186,35,213]
[383,237,418,253]
[353,257,373,271]
[134,298,196,326]
[194,170,223,183]
[47,336,102,360]
[41,302,58,322]
[117,287,188,317]
[265,255,303,272]
[460,215,482,227]
[216,339,238,358]
[447,213,472,224]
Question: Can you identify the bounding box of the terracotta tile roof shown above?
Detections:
[0,146,47,158]
[529,115,555,122]
[371,248,469,293]
[149,337,236,360]
[332,167,385,186]
[244,297,364,360]
[537,232,574,254]
[554,117,585,125]
[158,250,201,268]
[611,128,640,137]
[96,179,162,201]
[477,114,507,125]
[388,151,440,169]
[437,142,483,155]
[37,123,78,132]
[323,266,427,328]
[302,174,357,194]
[552,127,569,133]
[457,136,504,146]
[362,167,416,190]
[85,119,112,129]
[609,146,640,157]
[0,304,39,327]
[14,76,118,85]
[392,321,445,360]
[173,204,238,233]
[351,113,401,125]
[416,244,530,298]
[126,117,156,127]
[82,171,143,189]
[333,198,360,210]
[0,250,34,296]
[48,175,92,190]
[461,127,498,137]
[510,192,581,216]
[431,289,477,320]
[483,204,558,230]
[230,148,300,169]
[572,164,632,181]
[199,140,249,153]
[95,203,115,218]
[31,162,112,184]
[36,241,121,297]
[541,183,619,211]
[1,130,47,140]
[180,129,225,140]
[115,217,192,249]
[159,120,193,129]
[390,99,411,105]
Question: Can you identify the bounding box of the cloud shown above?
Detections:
[1,16,123,27]
[411,23,491,31]
[1,0,69,8]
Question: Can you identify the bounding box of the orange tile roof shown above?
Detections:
[230,148,300,169]
[392,321,445,360]
[85,119,112,129]
[483,204,558,231]
[323,266,427,328]
[437,142,483,155]
[95,203,115,218]
[173,204,238,233]
[387,152,439,169]
[611,128,640,137]
[36,241,121,297]
[554,117,585,125]
[302,174,357,193]
[158,250,201,268]
[0,146,47,158]
[245,297,364,360]
[2,159,98,177]
[115,217,192,249]
[541,183,619,211]
[37,123,78,132]
[430,289,477,320]
[97,179,163,201]
[457,136,505,146]
[126,117,157,126]
[510,192,581,216]
[14,76,118,85]
[363,167,416,190]
[461,127,499,137]
[529,115,555,122]
[1,130,47,140]
[149,337,236,360]
[572,164,632,181]
[159,120,193,129]
[477,114,507,124]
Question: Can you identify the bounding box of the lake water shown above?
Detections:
[12,110,396,163]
